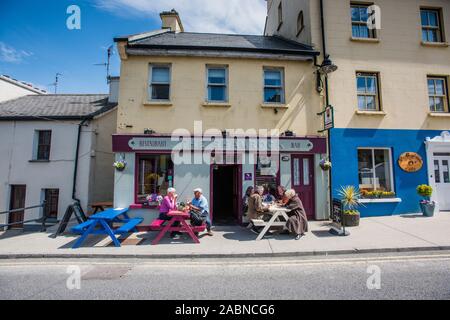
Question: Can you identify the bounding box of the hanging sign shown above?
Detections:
[318,105,334,133]
[398,152,423,173]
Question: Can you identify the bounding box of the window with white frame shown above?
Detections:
[149,65,171,101]
[358,148,393,193]
[351,3,376,39]
[357,72,380,111]
[421,8,444,43]
[207,66,228,102]
[264,68,284,104]
[428,76,448,113]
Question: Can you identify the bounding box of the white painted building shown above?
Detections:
[0,86,118,230]
[0,75,46,103]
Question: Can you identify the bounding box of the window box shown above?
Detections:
[355,110,386,116]
[421,41,449,47]
[202,102,231,108]
[143,101,173,107]
[350,37,380,43]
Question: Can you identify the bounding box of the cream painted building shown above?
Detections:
[266,0,450,215]
[112,10,330,226]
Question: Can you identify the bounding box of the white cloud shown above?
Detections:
[0,42,33,63]
[94,0,267,35]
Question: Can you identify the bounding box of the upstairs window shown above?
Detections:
[278,2,283,29]
[149,65,171,101]
[351,3,376,38]
[421,8,444,43]
[207,66,228,102]
[428,76,448,113]
[264,68,284,104]
[35,130,51,161]
[357,72,380,111]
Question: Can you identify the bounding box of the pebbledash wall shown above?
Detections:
[331,128,447,217]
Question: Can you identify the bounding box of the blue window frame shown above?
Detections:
[264,68,284,104]
[207,67,228,102]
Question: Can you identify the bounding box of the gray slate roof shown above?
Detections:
[0,94,117,120]
[116,31,318,56]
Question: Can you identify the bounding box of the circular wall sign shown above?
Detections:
[398,152,423,173]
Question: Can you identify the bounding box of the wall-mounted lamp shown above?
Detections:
[316,54,338,93]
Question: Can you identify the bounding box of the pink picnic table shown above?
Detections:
[151,210,205,245]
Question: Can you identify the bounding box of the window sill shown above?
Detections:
[428,112,450,117]
[359,198,402,204]
[143,101,173,107]
[261,103,288,109]
[421,41,449,48]
[350,37,380,43]
[29,160,50,163]
[355,110,386,116]
[202,102,231,108]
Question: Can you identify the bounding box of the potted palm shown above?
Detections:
[338,185,362,227]
[417,184,435,217]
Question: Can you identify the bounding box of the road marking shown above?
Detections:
[1,254,450,268]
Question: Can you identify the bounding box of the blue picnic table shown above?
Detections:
[71,207,143,249]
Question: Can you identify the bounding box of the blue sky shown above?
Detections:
[0,0,266,94]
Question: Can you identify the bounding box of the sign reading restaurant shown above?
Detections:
[113,135,326,154]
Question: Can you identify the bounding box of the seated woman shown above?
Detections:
[158,188,180,239]
[242,186,254,216]
[276,185,288,205]
[262,186,276,203]
[283,189,309,240]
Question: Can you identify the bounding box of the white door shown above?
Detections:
[434,156,450,210]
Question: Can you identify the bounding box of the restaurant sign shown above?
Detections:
[398,152,423,173]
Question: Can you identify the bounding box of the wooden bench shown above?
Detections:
[149,219,206,233]
[115,218,143,234]
[71,220,95,234]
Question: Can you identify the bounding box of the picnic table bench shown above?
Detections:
[71,207,143,249]
[252,206,290,241]
[151,211,206,245]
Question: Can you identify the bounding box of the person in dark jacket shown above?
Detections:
[284,189,308,240]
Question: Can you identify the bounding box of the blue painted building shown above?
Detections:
[331,129,449,217]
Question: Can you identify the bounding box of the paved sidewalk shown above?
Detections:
[0,212,449,259]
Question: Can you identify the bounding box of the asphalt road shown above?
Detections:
[0,251,449,300]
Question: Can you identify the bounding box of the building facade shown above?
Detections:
[0,91,117,230]
[266,0,450,216]
[0,74,47,103]
[112,10,330,227]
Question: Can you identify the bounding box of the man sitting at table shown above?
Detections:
[158,188,180,240]
[247,185,270,234]
[188,188,213,236]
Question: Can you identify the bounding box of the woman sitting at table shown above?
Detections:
[248,186,270,234]
[283,189,309,240]
[158,188,180,239]
[276,185,288,205]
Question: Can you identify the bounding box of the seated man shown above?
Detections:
[188,188,213,236]
[247,185,270,234]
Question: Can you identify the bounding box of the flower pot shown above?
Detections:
[115,166,125,172]
[343,212,360,227]
[420,202,435,217]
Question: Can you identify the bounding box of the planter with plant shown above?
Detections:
[416,184,435,217]
[319,158,332,171]
[113,160,127,172]
[338,185,362,227]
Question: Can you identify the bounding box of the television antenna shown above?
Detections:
[94,45,114,83]
[49,73,62,94]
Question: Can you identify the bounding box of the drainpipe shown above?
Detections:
[319,0,334,216]
[72,118,89,204]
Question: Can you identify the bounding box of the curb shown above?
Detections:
[1,246,450,260]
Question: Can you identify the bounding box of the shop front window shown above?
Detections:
[358,148,393,193]
[256,156,279,201]
[137,155,174,203]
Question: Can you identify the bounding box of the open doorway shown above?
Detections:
[212,165,241,225]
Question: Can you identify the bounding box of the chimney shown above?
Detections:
[160,9,184,33]
[108,76,120,104]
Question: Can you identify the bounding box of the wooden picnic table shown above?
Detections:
[252,205,291,241]
[151,210,205,245]
[71,207,143,249]
[90,201,114,215]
